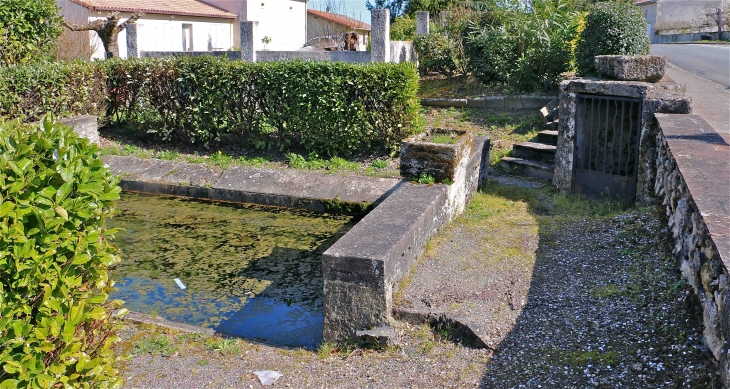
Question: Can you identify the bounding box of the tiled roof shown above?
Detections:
[307,9,371,31]
[69,0,236,19]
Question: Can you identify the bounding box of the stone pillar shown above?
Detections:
[416,11,429,35]
[240,21,258,62]
[440,11,450,27]
[370,9,390,63]
[126,23,138,58]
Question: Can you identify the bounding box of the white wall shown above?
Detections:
[88,12,234,59]
[247,0,307,51]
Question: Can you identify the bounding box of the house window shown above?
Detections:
[182,24,193,51]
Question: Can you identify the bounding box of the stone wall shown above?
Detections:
[653,114,730,385]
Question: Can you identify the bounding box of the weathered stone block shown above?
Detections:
[594,55,666,83]
[415,11,429,35]
[322,183,449,341]
[356,326,400,347]
[400,128,474,183]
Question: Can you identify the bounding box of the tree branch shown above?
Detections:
[63,18,106,32]
[119,12,144,30]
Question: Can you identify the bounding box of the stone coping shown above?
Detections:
[102,155,400,214]
[420,95,555,109]
[322,137,490,341]
[655,114,730,262]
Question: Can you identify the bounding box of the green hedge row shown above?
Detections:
[0,61,107,122]
[0,117,122,388]
[0,58,421,156]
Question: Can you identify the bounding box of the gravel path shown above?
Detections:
[114,177,720,388]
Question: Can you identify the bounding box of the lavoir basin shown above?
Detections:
[106,193,355,348]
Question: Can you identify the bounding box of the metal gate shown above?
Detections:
[573,94,642,201]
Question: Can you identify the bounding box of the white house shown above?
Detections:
[635,0,723,42]
[199,0,308,51]
[57,0,237,59]
[306,9,371,51]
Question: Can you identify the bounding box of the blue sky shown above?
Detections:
[307,0,372,23]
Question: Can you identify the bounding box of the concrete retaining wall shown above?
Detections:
[653,114,730,385]
[321,137,490,341]
[653,32,724,44]
[421,95,556,110]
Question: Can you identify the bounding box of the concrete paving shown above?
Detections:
[663,63,730,135]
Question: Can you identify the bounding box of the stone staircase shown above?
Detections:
[499,100,559,181]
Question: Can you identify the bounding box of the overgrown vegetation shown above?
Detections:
[464,0,581,92]
[0,0,63,66]
[0,116,123,388]
[575,1,650,75]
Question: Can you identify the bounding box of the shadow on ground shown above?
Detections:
[474,180,720,388]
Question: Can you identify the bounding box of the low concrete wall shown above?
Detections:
[653,32,723,44]
[322,137,490,341]
[653,114,730,385]
[256,50,371,63]
[140,51,240,60]
[390,41,416,64]
[421,95,556,110]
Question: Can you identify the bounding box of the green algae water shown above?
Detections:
[107,193,354,348]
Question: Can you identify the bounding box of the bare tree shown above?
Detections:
[63,11,143,58]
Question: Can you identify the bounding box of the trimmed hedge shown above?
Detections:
[0,61,106,122]
[105,57,421,156]
[0,58,421,156]
[576,2,650,75]
[0,117,122,388]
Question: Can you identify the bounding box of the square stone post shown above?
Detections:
[370,9,390,63]
[440,11,450,27]
[240,21,258,62]
[126,23,138,58]
[416,11,429,35]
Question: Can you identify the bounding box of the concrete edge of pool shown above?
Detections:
[103,137,490,345]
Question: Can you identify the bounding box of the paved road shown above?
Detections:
[651,44,730,87]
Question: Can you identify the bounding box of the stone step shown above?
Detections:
[499,157,554,181]
[512,141,557,163]
[543,121,558,131]
[537,130,558,146]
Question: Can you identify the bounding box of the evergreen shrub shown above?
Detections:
[103,57,421,156]
[0,117,123,388]
[0,61,106,121]
[575,1,650,75]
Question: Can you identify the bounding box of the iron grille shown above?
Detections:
[573,94,642,200]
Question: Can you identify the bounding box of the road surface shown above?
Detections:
[651,44,730,87]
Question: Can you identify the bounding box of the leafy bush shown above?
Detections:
[391,15,416,40]
[464,0,580,91]
[104,57,421,156]
[0,116,123,388]
[0,61,106,121]
[575,2,650,75]
[412,4,478,77]
[0,0,63,66]
[413,33,462,76]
